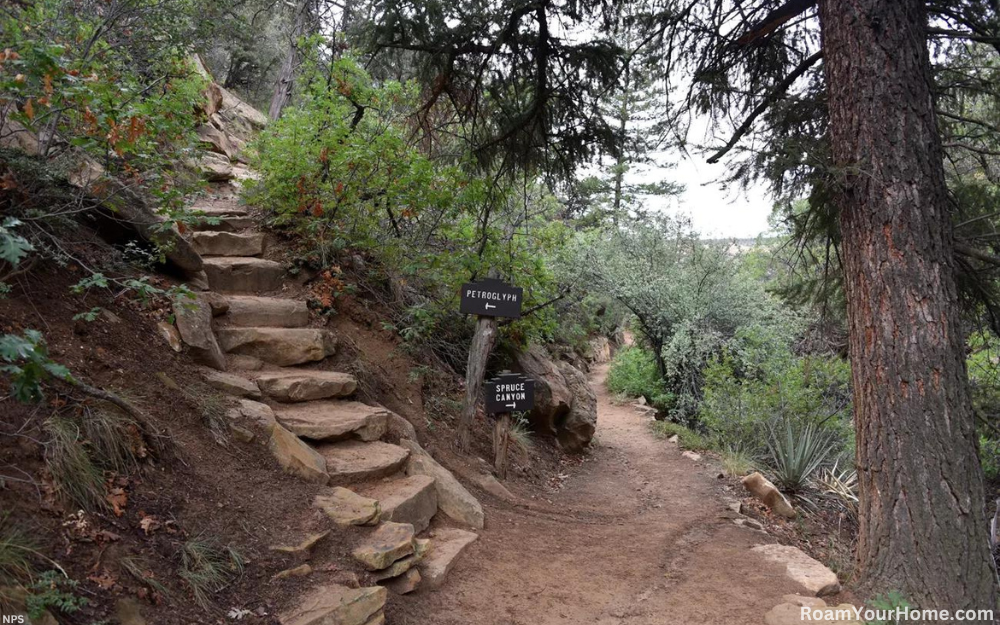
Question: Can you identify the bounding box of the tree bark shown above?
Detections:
[818,0,997,611]
[493,413,511,479]
[458,315,498,451]
[268,0,312,121]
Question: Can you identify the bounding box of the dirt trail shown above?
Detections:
[389,363,807,624]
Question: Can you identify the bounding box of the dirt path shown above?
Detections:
[388,364,808,624]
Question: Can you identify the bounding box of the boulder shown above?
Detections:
[199,152,233,181]
[195,123,236,159]
[274,401,387,442]
[362,475,437,533]
[752,544,842,596]
[742,472,797,519]
[515,344,572,438]
[314,487,380,527]
[257,371,357,403]
[202,257,285,293]
[382,568,421,595]
[201,369,261,399]
[556,361,597,452]
[172,294,226,370]
[400,440,484,529]
[681,450,702,462]
[227,399,276,431]
[418,528,478,590]
[587,336,613,363]
[320,441,409,485]
[269,425,329,483]
[216,328,336,366]
[273,564,312,580]
[223,296,309,327]
[203,292,230,316]
[190,231,264,257]
[385,412,417,442]
[351,522,415,571]
[278,584,385,625]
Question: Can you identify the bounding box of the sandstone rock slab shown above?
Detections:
[382,568,421,595]
[269,425,329,483]
[278,584,386,625]
[173,294,226,370]
[203,257,284,293]
[228,399,277,431]
[419,528,478,590]
[216,328,336,366]
[270,531,330,555]
[352,522,415,571]
[201,369,261,399]
[257,371,357,403]
[401,440,484,529]
[319,441,409,485]
[752,544,841,596]
[362,475,437,534]
[314,487,380,526]
[275,401,386,442]
[191,231,263,257]
[223,296,309,327]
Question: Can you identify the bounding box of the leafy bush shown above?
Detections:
[26,571,87,619]
[700,351,852,456]
[980,435,1000,481]
[607,346,673,409]
[0,330,73,402]
[766,420,839,493]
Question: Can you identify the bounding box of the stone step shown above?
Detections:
[221,295,309,328]
[418,528,479,590]
[257,371,357,403]
[203,257,285,293]
[192,214,254,232]
[188,202,250,217]
[318,440,409,485]
[191,231,264,257]
[216,328,336,366]
[361,474,437,533]
[274,401,385,441]
[352,522,416,571]
[201,369,261,399]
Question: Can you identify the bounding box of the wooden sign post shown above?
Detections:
[457,278,523,451]
[485,372,535,479]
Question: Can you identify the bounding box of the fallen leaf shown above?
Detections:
[106,487,127,517]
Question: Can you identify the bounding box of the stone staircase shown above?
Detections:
[175,190,483,625]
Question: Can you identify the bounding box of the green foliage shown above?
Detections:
[766,420,839,493]
[865,591,912,625]
[0,218,33,267]
[25,571,87,619]
[719,445,756,477]
[0,330,73,402]
[179,537,245,610]
[650,421,710,450]
[606,346,673,410]
[699,351,852,455]
[979,435,1000,481]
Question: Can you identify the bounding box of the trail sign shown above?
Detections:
[460,278,523,319]
[485,372,535,414]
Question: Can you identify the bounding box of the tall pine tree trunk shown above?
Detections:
[818,0,997,611]
[268,0,311,121]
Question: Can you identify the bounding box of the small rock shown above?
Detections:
[270,531,330,555]
[352,522,415,571]
[228,399,276,431]
[752,544,841,596]
[156,321,183,352]
[382,568,421,595]
[268,425,329,483]
[681,451,701,461]
[419,528,478,590]
[273,564,312,580]
[229,422,255,442]
[314,488,381,527]
[203,292,230,316]
[371,552,422,581]
[742,472,796,519]
[667,434,679,444]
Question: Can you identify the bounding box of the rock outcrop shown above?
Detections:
[742,472,797,519]
[515,343,597,452]
[172,294,226,370]
[400,440,484,529]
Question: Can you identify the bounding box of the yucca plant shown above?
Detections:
[818,459,859,517]
[766,420,838,493]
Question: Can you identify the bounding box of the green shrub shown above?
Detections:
[25,571,87,619]
[766,420,838,493]
[607,346,673,409]
[650,421,710,450]
[719,445,756,477]
[980,435,1000,481]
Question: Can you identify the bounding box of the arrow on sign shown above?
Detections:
[485,303,496,310]
[506,403,517,409]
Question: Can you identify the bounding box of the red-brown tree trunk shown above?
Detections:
[818,0,997,612]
